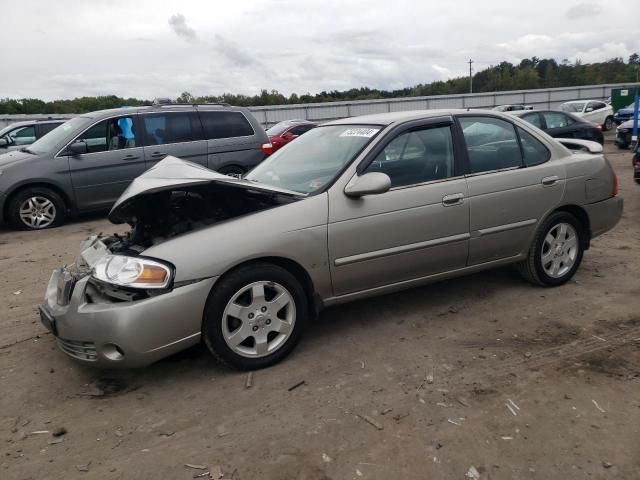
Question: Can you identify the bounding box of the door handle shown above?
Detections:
[442,193,464,206]
[541,175,559,186]
[122,154,140,161]
[150,152,166,159]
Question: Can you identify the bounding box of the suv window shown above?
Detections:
[74,116,138,153]
[459,116,523,173]
[517,127,549,166]
[39,123,61,136]
[143,112,203,145]
[588,101,605,111]
[199,111,254,140]
[365,125,455,187]
[522,113,542,128]
[5,126,36,145]
[543,112,574,128]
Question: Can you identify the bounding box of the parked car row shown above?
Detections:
[38,109,623,369]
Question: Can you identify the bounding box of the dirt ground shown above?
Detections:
[1,133,639,480]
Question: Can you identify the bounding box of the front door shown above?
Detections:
[65,114,146,211]
[328,120,470,296]
[458,115,564,265]
[141,111,208,168]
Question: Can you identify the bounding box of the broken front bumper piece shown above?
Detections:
[41,267,217,368]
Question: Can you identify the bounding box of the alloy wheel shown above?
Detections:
[541,222,578,278]
[19,196,57,229]
[221,281,296,358]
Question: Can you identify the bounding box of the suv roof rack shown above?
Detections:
[149,102,231,108]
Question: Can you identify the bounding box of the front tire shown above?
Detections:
[202,262,308,370]
[517,212,584,287]
[8,187,66,230]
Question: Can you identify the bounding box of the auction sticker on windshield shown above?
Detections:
[340,128,380,138]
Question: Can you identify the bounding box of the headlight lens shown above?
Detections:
[93,255,173,289]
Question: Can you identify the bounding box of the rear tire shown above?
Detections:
[202,262,308,370]
[517,212,584,287]
[7,187,66,230]
[603,116,613,131]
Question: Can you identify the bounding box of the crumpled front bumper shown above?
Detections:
[41,269,217,368]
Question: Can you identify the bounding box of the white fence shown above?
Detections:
[1,82,637,130]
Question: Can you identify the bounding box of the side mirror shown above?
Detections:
[68,141,88,155]
[0,138,8,147]
[344,172,391,197]
[585,107,593,113]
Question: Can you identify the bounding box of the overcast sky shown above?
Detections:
[1,0,637,100]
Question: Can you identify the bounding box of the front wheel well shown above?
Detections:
[218,257,319,318]
[553,205,591,249]
[4,183,73,219]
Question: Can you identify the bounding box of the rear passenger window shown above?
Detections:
[39,123,61,136]
[543,112,573,128]
[517,127,550,167]
[199,111,254,140]
[366,125,455,187]
[522,113,542,129]
[459,116,523,174]
[143,112,203,146]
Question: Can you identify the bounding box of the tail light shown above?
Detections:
[260,143,273,156]
[612,173,618,197]
[596,125,602,132]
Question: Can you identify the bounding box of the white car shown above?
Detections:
[560,100,614,131]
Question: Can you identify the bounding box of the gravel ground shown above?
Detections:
[1,134,639,480]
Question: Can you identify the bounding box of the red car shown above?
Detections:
[263,120,317,154]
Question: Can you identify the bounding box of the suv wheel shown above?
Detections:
[8,187,66,230]
[517,212,584,287]
[202,262,308,370]
[603,116,613,131]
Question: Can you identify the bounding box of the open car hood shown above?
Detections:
[108,156,303,224]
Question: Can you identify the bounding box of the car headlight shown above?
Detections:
[93,255,173,289]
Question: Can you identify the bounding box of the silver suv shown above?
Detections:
[0,119,66,152]
[0,104,268,229]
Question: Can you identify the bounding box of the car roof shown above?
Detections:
[1,119,65,128]
[324,109,505,126]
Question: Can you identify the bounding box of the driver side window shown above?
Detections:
[366,125,455,187]
[74,117,137,154]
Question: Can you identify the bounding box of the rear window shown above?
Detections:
[143,112,203,145]
[200,111,254,140]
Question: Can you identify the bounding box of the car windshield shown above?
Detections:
[561,102,586,113]
[266,123,292,136]
[26,117,90,154]
[246,124,381,194]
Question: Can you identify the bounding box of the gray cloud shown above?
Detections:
[214,34,258,67]
[565,2,602,19]
[168,13,197,41]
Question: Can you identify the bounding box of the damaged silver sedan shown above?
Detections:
[40,110,623,369]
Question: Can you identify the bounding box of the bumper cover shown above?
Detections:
[42,270,217,367]
[583,196,623,239]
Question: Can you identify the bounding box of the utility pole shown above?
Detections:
[468,59,474,94]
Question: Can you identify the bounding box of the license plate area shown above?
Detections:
[38,305,58,336]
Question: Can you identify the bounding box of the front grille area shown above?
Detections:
[57,338,97,362]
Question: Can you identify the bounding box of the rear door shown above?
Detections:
[64,114,147,210]
[199,110,265,173]
[141,110,207,168]
[458,115,564,265]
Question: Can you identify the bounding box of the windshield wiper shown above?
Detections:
[20,147,36,154]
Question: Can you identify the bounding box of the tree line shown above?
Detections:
[1,55,638,115]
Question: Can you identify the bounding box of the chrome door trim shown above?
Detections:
[477,218,537,236]
[334,232,470,267]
